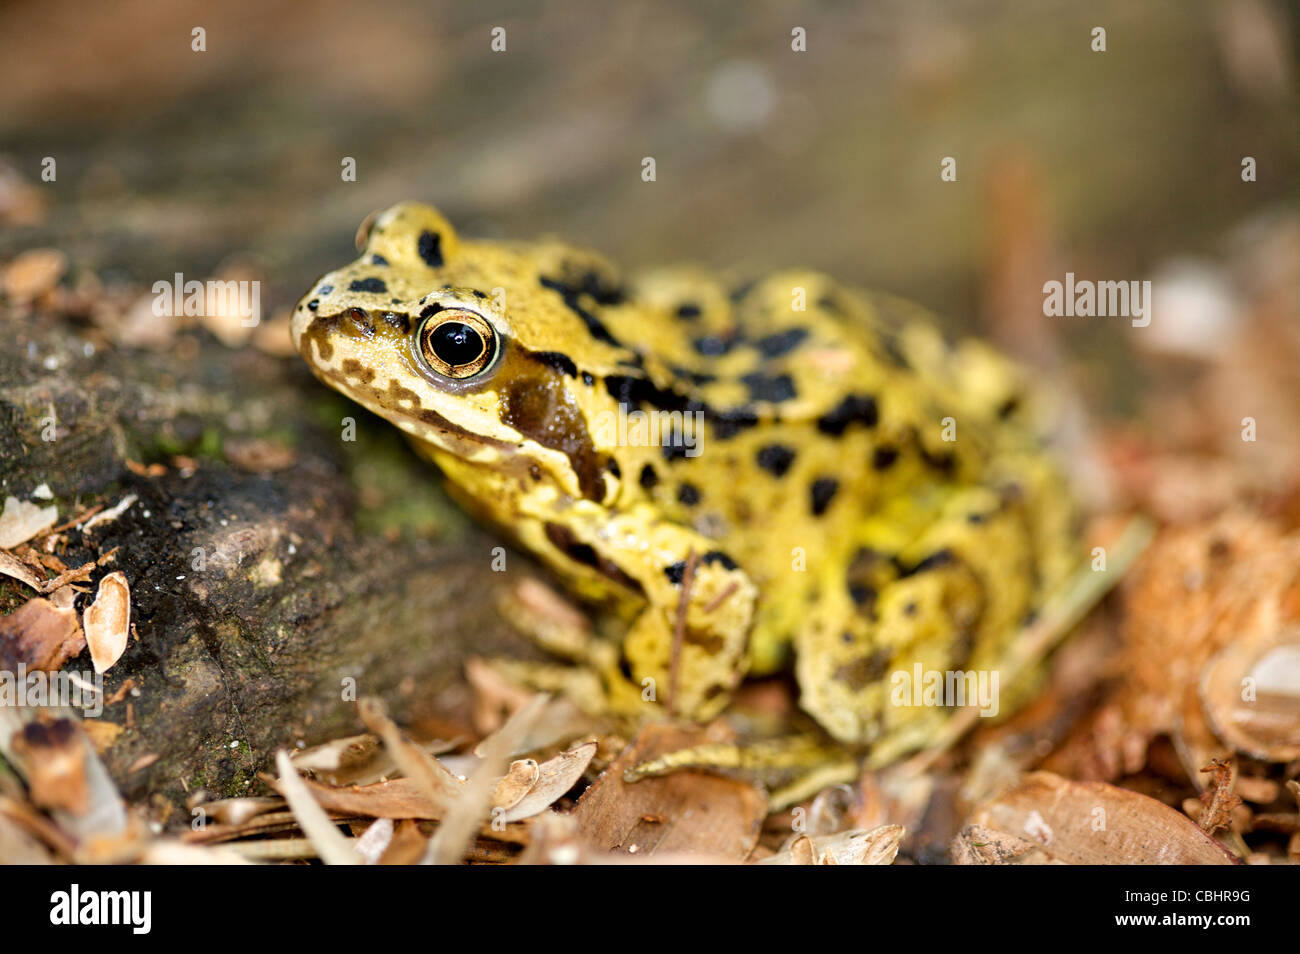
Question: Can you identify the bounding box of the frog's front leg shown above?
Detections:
[524,501,758,720]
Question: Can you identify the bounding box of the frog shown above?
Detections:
[291,201,1080,762]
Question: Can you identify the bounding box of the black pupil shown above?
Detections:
[429,321,485,367]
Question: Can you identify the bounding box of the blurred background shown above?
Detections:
[2,0,1299,851]
[1,0,1297,437]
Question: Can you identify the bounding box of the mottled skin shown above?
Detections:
[292,202,1078,754]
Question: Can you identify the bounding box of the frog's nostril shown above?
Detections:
[345,307,375,334]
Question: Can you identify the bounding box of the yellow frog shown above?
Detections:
[292,201,1079,761]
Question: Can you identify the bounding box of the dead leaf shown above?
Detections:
[502,741,597,823]
[1201,630,1300,762]
[0,550,43,591]
[760,825,904,865]
[951,824,1060,865]
[0,595,85,671]
[266,776,446,821]
[379,818,430,864]
[0,496,57,549]
[964,771,1239,864]
[10,719,90,814]
[83,571,130,673]
[274,749,358,865]
[225,438,296,473]
[1,248,66,302]
[491,759,540,811]
[572,724,765,860]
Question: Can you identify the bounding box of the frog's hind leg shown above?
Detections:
[794,485,1038,760]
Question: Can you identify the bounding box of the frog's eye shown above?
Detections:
[418,309,498,378]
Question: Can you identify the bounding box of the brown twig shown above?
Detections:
[703,580,739,614]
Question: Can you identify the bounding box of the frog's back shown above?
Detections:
[595,263,1078,702]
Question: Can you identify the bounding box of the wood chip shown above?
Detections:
[83,571,130,673]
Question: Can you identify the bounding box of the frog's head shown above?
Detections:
[292,202,637,503]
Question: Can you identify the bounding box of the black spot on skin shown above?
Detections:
[663,552,737,584]
[903,600,919,617]
[834,650,892,691]
[897,548,955,577]
[317,284,334,295]
[581,371,595,386]
[676,303,702,319]
[810,477,839,516]
[966,511,988,525]
[677,483,701,506]
[539,276,622,347]
[348,277,388,294]
[997,394,1021,419]
[307,299,319,311]
[817,394,878,435]
[417,231,444,267]
[544,523,642,593]
[740,372,797,403]
[390,298,401,305]
[692,334,735,357]
[471,289,487,299]
[921,448,956,474]
[848,583,877,609]
[872,446,899,470]
[529,350,578,378]
[702,550,738,570]
[661,435,690,462]
[756,444,797,477]
[754,327,810,358]
[729,280,756,302]
[669,364,718,385]
[711,408,759,439]
[371,254,389,266]
[639,465,659,489]
[604,375,703,416]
